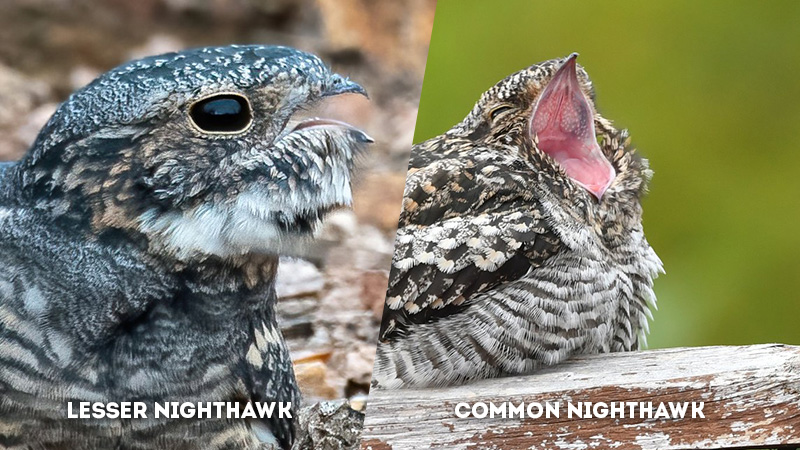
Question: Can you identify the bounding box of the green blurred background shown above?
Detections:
[415,0,800,349]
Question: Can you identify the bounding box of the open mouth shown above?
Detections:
[266,88,372,236]
[268,116,369,235]
[288,117,373,143]
[283,81,373,143]
[531,53,616,200]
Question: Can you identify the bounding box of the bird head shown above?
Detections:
[16,45,371,262]
[449,53,649,205]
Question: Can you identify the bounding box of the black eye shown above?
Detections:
[190,94,252,133]
[489,105,512,122]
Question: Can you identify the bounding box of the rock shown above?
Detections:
[293,400,364,450]
[357,270,389,321]
[294,361,339,402]
[343,343,376,387]
[318,209,359,243]
[277,297,319,320]
[277,258,325,299]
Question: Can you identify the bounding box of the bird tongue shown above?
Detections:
[531,53,616,199]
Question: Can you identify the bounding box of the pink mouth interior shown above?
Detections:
[531,54,616,199]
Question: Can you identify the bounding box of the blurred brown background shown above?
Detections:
[0,0,434,404]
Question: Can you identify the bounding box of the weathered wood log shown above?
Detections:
[361,344,800,449]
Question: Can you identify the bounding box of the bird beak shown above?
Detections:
[531,53,616,200]
[323,74,368,98]
[291,118,374,143]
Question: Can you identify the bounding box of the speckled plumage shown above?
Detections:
[373,55,662,389]
[0,45,370,449]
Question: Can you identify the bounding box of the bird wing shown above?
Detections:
[379,143,563,340]
[242,316,301,448]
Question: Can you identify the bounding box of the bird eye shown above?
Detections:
[488,105,512,121]
[189,94,252,133]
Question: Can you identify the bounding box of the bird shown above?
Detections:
[0,45,371,449]
[372,53,663,389]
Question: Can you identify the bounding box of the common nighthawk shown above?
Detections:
[0,45,371,449]
[373,54,662,389]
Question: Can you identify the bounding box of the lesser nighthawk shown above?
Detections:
[0,45,370,449]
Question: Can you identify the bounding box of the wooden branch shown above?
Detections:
[362,344,800,450]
